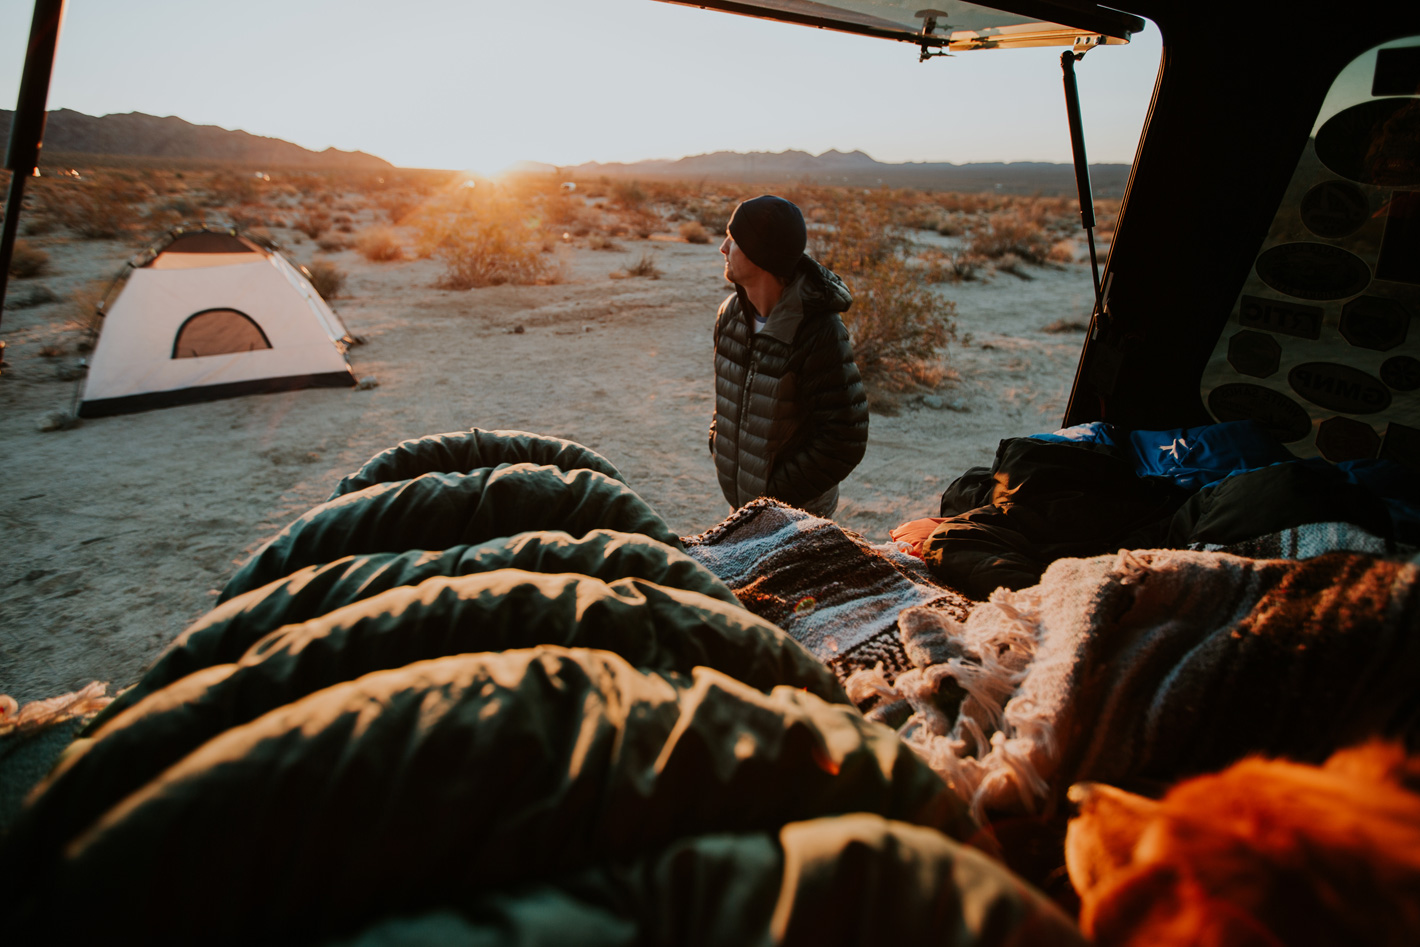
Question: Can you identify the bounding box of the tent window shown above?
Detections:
[172,309,271,358]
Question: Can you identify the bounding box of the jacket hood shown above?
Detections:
[793,255,852,315]
[744,255,852,344]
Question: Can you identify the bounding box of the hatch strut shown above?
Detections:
[1060,50,1104,318]
[0,0,67,329]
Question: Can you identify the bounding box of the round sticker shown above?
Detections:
[1207,383,1313,442]
[1315,98,1420,187]
[1381,355,1420,391]
[1299,180,1370,238]
[1288,362,1392,414]
[1255,243,1371,300]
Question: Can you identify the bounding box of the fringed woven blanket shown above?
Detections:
[851,543,1420,822]
[683,499,975,689]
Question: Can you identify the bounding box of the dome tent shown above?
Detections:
[78,229,357,418]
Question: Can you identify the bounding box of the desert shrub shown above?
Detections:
[810,194,957,391]
[381,194,420,224]
[588,232,622,251]
[160,195,198,218]
[356,227,405,262]
[316,234,353,252]
[303,259,346,299]
[901,207,944,232]
[920,248,980,283]
[613,251,661,279]
[626,251,661,277]
[993,252,1033,280]
[4,284,59,309]
[50,180,143,239]
[617,208,662,239]
[548,190,590,227]
[8,240,49,278]
[295,211,331,240]
[426,211,558,289]
[968,210,1053,263]
[228,207,267,231]
[679,220,711,244]
[437,224,557,287]
[22,215,57,236]
[935,216,964,237]
[685,196,734,233]
[207,172,261,206]
[1047,238,1078,264]
[611,179,647,210]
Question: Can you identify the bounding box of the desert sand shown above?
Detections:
[0,198,1096,704]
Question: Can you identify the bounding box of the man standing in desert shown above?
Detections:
[709,195,869,517]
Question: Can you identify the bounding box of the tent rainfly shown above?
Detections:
[78,230,357,417]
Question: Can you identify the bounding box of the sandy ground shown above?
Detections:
[0,218,1097,704]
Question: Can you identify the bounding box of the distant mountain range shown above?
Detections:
[0,109,1125,194]
[0,109,393,170]
[560,149,1130,196]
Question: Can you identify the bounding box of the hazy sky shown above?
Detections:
[1,0,1163,174]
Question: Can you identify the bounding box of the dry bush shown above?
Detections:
[611,179,647,210]
[159,195,199,218]
[968,210,1054,263]
[919,248,980,283]
[683,194,735,233]
[679,220,711,244]
[228,207,268,231]
[316,234,353,252]
[588,232,622,251]
[1047,238,1078,263]
[303,259,346,299]
[613,251,661,279]
[436,222,559,287]
[937,192,1007,215]
[809,193,957,391]
[8,240,50,278]
[22,215,57,236]
[4,284,59,309]
[616,207,662,239]
[993,252,1033,280]
[935,216,964,237]
[294,210,331,240]
[49,180,143,239]
[380,193,420,224]
[548,192,589,227]
[417,195,560,289]
[356,227,405,262]
[207,172,262,206]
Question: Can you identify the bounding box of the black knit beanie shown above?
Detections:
[727,195,807,281]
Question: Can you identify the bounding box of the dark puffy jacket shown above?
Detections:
[711,256,869,516]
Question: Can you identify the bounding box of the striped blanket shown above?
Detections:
[683,499,975,692]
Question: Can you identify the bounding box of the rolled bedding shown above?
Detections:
[2,430,1082,946]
